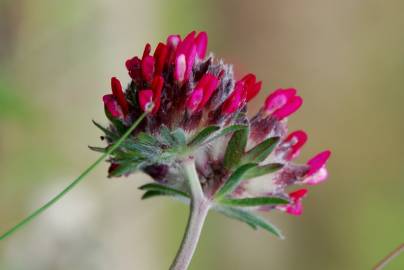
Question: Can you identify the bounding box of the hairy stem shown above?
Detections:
[170,158,210,270]
[0,112,148,241]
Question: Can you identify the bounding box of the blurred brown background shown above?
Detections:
[1,0,403,269]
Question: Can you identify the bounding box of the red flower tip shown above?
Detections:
[153,42,168,75]
[174,54,186,83]
[141,55,155,82]
[283,189,308,216]
[110,77,129,115]
[167,35,181,63]
[125,56,141,79]
[176,31,196,59]
[222,82,246,115]
[138,89,154,112]
[186,74,220,112]
[150,76,164,114]
[103,94,123,118]
[185,45,197,81]
[198,74,219,109]
[142,43,151,59]
[242,74,262,102]
[283,130,308,160]
[195,31,208,59]
[167,35,181,48]
[186,87,204,112]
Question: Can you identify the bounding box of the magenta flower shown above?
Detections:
[0,30,332,270]
[94,30,331,269]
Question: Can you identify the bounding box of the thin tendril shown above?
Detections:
[0,112,148,241]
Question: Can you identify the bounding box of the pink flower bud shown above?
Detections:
[304,150,331,185]
[153,42,168,75]
[111,77,129,115]
[264,88,302,120]
[125,56,141,79]
[304,167,328,185]
[142,43,151,59]
[221,83,246,115]
[103,94,123,118]
[273,96,303,119]
[167,35,181,63]
[279,189,308,216]
[197,74,219,110]
[185,45,197,81]
[167,35,181,48]
[264,88,296,114]
[306,150,331,176]
[175,31,195,59]
[174,54,186,83]
[138,89,154,112]
[242,74,262,102]
[195,31,208,59]
[141,55,155,82]
[282,130,308,160]
[186,87,204,112]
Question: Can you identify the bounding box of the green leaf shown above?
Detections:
[140,190,190,203]
[139,183,190,198]
[214,163,257,199]
[223,127,249,169]
[213,205,284,238]
[92,120,118,140]
[219,197,289,207]
[241,137,280,164]
[141,190,166,200]
[242,163,284,180]
[188,125,221,146]
[171,128,187,146]
[204,124,248,145]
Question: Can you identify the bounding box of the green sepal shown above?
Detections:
[171,128,187,146]
[139,183,190,198]
[136,132,159,146]
[223,126,249,169]
[214,163,257,199]
[108,161,142,177]
[204,124,248,145]
[213,205,284,238]
[242,163,284,180]
[188,125,221,147]
[241,137,280,164]
[104,107,127,135]
[160,125,176,146]
[92,120,118,140]
[219,197,289,207]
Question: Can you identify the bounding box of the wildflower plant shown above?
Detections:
[0,31,331,270]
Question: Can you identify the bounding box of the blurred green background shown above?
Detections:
[1,0,403,269]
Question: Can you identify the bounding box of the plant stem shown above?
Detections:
[373,243,404,270]
[170,158,210,270]
[0,112,148,241]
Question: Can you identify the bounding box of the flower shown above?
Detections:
[96,30,331,223]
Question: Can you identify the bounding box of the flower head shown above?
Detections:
[95,31,331,235]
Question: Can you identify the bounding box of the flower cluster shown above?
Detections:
[96,30,331,228]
